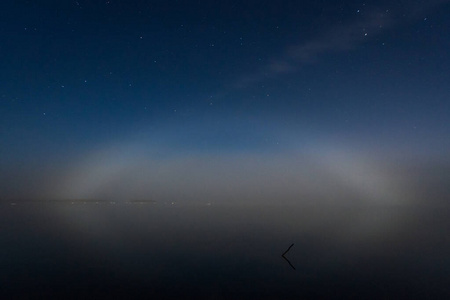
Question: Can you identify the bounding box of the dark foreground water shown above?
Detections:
[1,202,449,299]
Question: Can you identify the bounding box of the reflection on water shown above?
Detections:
[1,202,449,299]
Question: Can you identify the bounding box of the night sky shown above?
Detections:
[1,0,449,203]
[2,1,450,298]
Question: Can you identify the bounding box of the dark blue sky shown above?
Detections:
[1,0,449,201]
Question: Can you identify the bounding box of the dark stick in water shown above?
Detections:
[282,243,295,270]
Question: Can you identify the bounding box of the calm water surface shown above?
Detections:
[1,202,449,299]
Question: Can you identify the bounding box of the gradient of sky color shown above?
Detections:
[1,0,449,203]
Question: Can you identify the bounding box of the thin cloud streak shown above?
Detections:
[234,9,393,88]
[234,1,450,88]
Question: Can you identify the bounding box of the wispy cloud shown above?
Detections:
[234,1,450,88]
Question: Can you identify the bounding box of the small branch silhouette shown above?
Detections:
[281,243,296,270]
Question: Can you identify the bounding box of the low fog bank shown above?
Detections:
[2,151,449,208]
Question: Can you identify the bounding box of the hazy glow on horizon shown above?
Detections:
[50,125,411,206]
